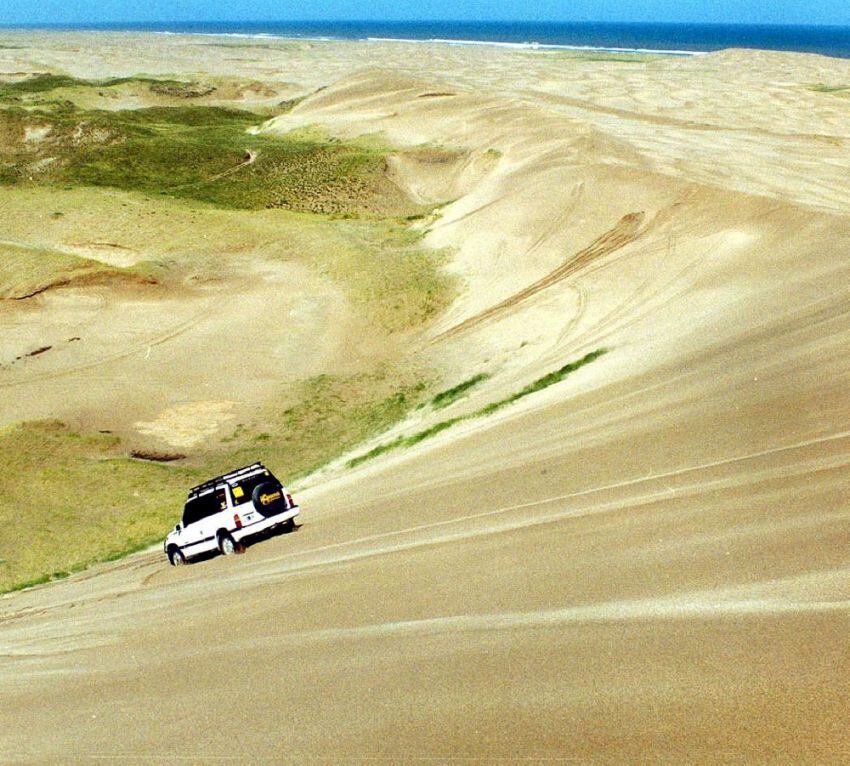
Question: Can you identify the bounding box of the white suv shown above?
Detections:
[164,462,301,565]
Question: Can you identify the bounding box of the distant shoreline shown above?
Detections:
[158,31,708,58]
[2,20,850,58]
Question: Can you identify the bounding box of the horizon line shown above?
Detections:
[2,19,850,31]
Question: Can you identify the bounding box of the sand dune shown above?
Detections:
[1,33,849,762]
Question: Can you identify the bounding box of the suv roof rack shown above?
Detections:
[187,462,265,499]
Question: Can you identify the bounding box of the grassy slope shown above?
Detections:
[0,241,159,299]
[0,80,418,217]
[0,74,442,323]
[0,187,449,333]
[0,371,432,592]
[0,421,196,591]
[0,241,116,299]
[203,370,430,480]
[0,74,451,592]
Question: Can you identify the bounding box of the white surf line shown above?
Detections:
[148,28,706,56]
[276,428,850,569]
[365,37,706,56]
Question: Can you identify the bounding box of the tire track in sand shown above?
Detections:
[433,211,645,342]
[0,307,208,388]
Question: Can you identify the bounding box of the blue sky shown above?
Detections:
[1,1,848,28]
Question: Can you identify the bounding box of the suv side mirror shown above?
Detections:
[175,523,182,533]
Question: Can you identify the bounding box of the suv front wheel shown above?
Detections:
[168,547,186,566]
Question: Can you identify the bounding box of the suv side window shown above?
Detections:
[183,490,222,526]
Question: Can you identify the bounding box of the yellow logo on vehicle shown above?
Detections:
[259,491,281,506]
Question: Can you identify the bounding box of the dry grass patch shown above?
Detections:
[301,217,453,332]
[0,187,452,329]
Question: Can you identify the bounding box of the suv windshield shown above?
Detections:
[230,469,280,506]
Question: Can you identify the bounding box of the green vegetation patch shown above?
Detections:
[480,348,607,415]
[347,349,607,468]
[0,74,210,101]
[0,420,200,593]
[347,416,463,468]
[429,372,490,409]
[0,80,422,217]
[209,369,431,480]
[0,73,83,97]
[809,83,849,95]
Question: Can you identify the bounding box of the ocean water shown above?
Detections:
[27,20,850,59]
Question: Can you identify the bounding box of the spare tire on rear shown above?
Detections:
[252,481,287,517]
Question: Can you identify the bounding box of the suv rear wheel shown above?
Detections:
[218,531,241,556]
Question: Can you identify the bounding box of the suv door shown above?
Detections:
[181,489,223,555]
